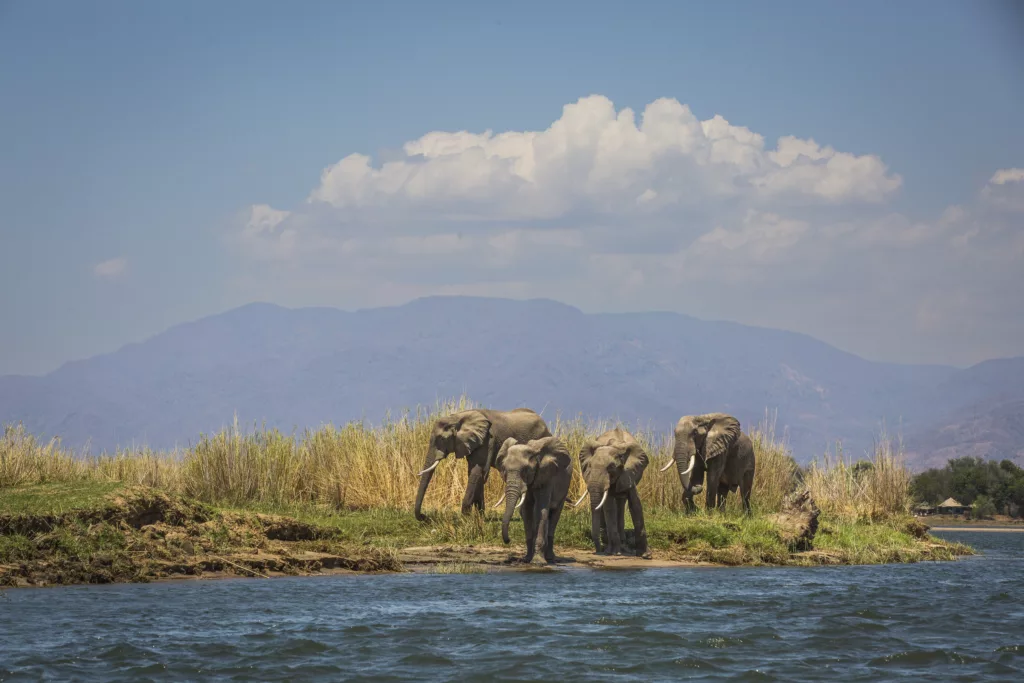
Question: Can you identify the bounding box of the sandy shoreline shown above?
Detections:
[929,527,1024,533]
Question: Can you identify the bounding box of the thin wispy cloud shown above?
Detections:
[93,257,128,280]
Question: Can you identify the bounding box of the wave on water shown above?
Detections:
[1,531,1022,681]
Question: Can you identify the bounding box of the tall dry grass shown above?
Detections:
[0,397,912,519]
[802,428,912,520]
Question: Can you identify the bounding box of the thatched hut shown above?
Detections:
[936,497,970,515]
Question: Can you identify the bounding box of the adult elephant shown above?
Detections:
[659,413,756,514]
[573,427,650,557]
[495,436,572,564]
[413,407,551,521]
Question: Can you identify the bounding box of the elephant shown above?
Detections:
[495,436,572,564]
[413,407,552,521]
[660,413,756,514]
[573,427,650,557]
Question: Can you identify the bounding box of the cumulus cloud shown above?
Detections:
[227,94,1023,365]
[92,257,127,280]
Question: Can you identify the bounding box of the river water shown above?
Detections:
[1,530,1022,681]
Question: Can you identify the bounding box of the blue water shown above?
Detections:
[1,530,1022,682]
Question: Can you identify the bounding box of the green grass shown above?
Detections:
[197,499,968,566]
[0,481,125,516]
[0,482,974,587]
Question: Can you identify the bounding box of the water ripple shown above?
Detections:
[1,530,1022,681]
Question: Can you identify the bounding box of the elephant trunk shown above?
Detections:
[588,484,607,551]
[502,475,524,544]
[414,446,444,521]
[674,440,699,491]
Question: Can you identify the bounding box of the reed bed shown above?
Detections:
[0,397,912,520]
[802,429,913,520]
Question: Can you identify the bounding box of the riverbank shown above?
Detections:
[916,514,1024,527]
[0,483,973,587]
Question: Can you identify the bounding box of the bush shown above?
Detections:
[971,495,997,520]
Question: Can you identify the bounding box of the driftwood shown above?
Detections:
[770,489,821,552]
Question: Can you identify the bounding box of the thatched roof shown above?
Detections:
[938,497,964,508]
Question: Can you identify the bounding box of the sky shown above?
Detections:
[1,0,1022,375]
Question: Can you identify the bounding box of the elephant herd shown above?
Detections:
[413,407,757,564]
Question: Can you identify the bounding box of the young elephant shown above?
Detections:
[494,436,572,564]
[574,427,650,557]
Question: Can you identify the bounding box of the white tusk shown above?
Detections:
[492,492,506,508]
[417,460,440,476]
[594,489,609,511]
[659,458,674,472]
[680,454,695,477]
[571,491,588,508]
[514,493,526,510]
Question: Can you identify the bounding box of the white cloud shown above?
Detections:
[990,168,1024,185]
[226,94,1023,366]
[303,95,901,217]
[92,257,127,280]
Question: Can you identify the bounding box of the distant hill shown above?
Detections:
[1,296,1021,469]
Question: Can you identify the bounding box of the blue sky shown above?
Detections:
[1,0,1022,375]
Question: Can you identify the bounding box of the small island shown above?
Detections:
[0,400,974,588]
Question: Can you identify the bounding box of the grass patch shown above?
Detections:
[0,397,978,585]
[0,481,125,516]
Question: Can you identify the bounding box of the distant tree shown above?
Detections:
[910,468,952,505]
[972,495,997,520]
[911,456,1024,517]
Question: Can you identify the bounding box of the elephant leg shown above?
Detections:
[616,496,626,550]
[603,498,622,555]
[705,460,727,513]
[741,469,754,516]
[718,487,729,510]
[626,487,649,558]
[521,493,537,563]
[472,475,485,512]
[683,488,697,514]
[462,461,486,515]
[532,489,553,564]
[536,507,551,564]
[546,504,563,563]
[589,508,604,554]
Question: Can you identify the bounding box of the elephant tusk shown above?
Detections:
[514,492,526,510]
[417,460,440,476]
[659,458,674,472]
[680,454,695,477]
[594,489,609,511]
[571,491,588,508]
[492,492,506,508]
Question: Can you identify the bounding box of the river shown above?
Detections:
[1,530,1022,681]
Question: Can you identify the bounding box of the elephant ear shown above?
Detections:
[703,414,741,462]
[493,436,517,472]
[456,410,492,454]
[577,438,598,473]
[620,441,649,490]
[534,436,570,479]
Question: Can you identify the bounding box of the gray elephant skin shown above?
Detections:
[414,408,552,521]
[661,413,756,514]
[575,427,650,557]
[495,436,572,564]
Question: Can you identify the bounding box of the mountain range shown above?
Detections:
[2,296,1022,470]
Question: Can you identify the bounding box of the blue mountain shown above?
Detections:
[2,296,1021,468]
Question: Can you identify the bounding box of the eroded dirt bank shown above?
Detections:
[0,486,971,588]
